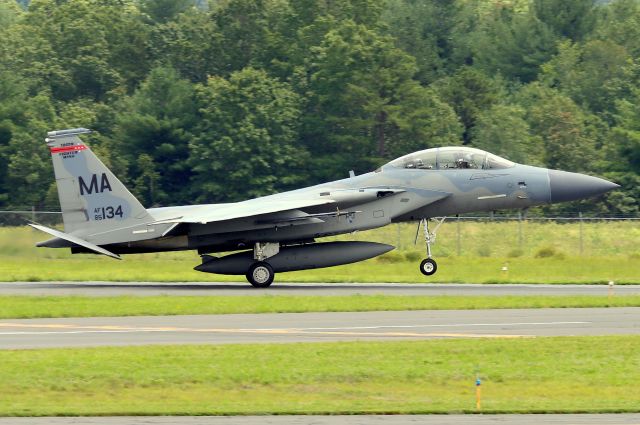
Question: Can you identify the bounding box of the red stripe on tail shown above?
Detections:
[50,145,87,154]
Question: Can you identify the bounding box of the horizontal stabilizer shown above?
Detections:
[29,223,121,260]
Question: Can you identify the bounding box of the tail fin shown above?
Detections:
[46,128,153,236]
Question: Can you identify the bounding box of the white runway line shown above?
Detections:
[275,321,591,331]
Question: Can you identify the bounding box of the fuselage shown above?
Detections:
[37,131,620,285]
[97,149,614,256]
[175,163,549,254]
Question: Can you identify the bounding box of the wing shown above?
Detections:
[149,187,449,226]
[151,198,337,225]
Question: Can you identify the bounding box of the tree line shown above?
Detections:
[0,0,638,215]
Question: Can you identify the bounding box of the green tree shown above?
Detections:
[382,0,465,84]
[470,5,557,83]
[596,0,640,58]
[516,83,599,172]
[4,0,152,100]
[190,68,305,202]
[4,93,57,209]
[471,103,543,165]
[301,20,460,180]
[133,153,161,206]
[611,87,640,172]
[384,86,463,158]
[211,0,295,77]
[541,40,634,115]
[113,67,197,205]
[0,0,21,28]
[289,0,384,28]
[0,0,635,216]
[532,0,599,41]
[0,72,29,206]
[152,8,222,83]
[140,0,196,24]
[434,67,502,144]
[282,0,387,79]
[598,172,639,216]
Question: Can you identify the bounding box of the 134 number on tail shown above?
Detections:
[94,206,123,220]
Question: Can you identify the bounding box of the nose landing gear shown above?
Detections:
[415,217,446,276]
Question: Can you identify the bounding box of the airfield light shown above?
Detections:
[501,263,509,282]
[608,281,615,299]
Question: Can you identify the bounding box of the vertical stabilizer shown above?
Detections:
[46,128,153,236]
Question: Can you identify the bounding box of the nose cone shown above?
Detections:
[548,170,620,203]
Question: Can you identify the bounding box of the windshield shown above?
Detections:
[386,147,515,170]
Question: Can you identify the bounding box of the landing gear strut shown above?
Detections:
[415,217,446,276]
[246,242,279,288]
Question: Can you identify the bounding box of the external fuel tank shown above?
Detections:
[194,241,394,275]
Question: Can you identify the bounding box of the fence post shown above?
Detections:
[456,215,461,256]
[579,211,584,256]
[31,206,36,223]
[518,210,523,249]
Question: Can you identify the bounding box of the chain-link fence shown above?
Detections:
[0,210,63,226]
[3,209,640,258]
[388,216,640,258]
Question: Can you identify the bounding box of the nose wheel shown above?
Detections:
[415,217,446,276]
[420,258,437,276]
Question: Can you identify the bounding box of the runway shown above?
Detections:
[1,307,637,349]
[1,414,639,425]
[2,281,639,296]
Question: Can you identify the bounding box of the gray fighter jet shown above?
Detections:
[31,128,619,287]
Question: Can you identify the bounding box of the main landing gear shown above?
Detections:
[415,217,446,276]
[246,261,274,288]
[246,242,279,288]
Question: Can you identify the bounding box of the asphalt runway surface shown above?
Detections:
[1,415,640,425]
[2,281,639,296]
[3,285,638,423]
[1,307,638,349]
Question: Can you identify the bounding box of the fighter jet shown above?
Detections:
[31,128,619,287]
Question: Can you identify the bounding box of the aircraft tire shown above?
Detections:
[247,261,275,288]
[420,258,437,276]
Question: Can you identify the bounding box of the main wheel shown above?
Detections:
[419,258,437,276]
[246,261,275,288]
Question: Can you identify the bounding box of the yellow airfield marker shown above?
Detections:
[476,377,482,410]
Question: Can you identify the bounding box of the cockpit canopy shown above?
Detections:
[385,147,515,170]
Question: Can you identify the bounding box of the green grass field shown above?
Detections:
[2,223,640,283]
[1,295,638,319]
[1,337,639,415]
[2,254,638,284]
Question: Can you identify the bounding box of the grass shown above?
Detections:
[1,295,639,319]
[1,337,639,415]
[1,255,638,284]
[1,222,639,283]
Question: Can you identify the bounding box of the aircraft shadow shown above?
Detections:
[25,282,418,291]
